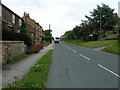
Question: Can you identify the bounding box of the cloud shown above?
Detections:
[2,0,119,37]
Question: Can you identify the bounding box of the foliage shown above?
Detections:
[63,3,118,41]
[43,29,52,43]
[103,42,120,55]
[64,30,76,40]
[6,54,29,64]
[30,44,44,53]
[105,37,118,40]
[55,37,60,39]
[26,49,35,54]
[4,50,53,89]
[3,30,32,47]
[65,39,117,48]
[15,33,32,48]
[85,3,118,39]
[2,30,32,48]
[20,22,27,34]
[40,41,48,44]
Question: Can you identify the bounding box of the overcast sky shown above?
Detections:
[2,0,119,37]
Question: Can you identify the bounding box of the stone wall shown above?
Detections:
[0,41,26,64]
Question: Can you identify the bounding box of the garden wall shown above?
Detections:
[0,41,26,64]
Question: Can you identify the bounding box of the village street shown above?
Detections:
[47,41,119,88]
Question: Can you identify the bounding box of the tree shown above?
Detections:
[55,37,60,39]
[85,3,118,39]
[64,30,76,40]
[20,22,27,34]
[43,29,52,43]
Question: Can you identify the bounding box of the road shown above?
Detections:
[47,41,119,88]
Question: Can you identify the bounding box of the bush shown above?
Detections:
[2,30,32,48]
[30,44,44,53]
[26,49,35,54]
[105,37,118,40]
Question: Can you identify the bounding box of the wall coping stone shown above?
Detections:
[0,41,24,44]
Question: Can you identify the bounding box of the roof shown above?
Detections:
[2,4,23,21]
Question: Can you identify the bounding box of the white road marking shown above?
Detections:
[79,54,90,60]
[63,44,71,50]
[72,50,77,53]
[67,47,71,50]
[98,64,120,78]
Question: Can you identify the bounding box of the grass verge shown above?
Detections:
[65,40,119,55]
[103,42,120,55]
[65,40,84,44]
[6,54,29,64]
[4,50,53,89]
[65,40,117,48]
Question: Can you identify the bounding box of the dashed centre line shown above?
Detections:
[63,44,91,61]
[80,54,90,60]
[98,64,120,78]
[72,50,77,53]
[62,43,119,78]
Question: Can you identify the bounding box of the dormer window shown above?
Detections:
[12,14,15,24]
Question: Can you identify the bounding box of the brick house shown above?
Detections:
[22,12,36,41]
[2,4,23,33]
[0,3,2,40]
[22,12,44,43]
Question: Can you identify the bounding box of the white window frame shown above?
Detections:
[12,14,15,24]
[19,19,22,26]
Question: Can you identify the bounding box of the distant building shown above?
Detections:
[2,4,23,33]
[60,35,66,40]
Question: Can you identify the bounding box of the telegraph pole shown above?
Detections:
[100,13,102,40]
[49,24,51,30]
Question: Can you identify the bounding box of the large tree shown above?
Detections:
[85,3,118,39]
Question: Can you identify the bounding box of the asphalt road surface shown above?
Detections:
[47,41,119,88]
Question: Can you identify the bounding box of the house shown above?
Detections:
[0,3,2,38]
[22,12,36,42]
[22,12,44,43]
[2,4,23,33]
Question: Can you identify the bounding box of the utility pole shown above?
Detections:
[99,13,102,40]
[49,24,51,30]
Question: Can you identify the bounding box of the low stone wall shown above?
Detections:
[0,41,26,64]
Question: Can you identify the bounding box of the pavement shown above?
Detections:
[1,42,54,88]
[47,41,119,88]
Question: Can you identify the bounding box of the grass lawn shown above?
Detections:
[4,50,53,89]
[65,40,117,48]
[6,54,29,64]
[65,40,84,44]
[103,42,120,55]
[65,40,119,55]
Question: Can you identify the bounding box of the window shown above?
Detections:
[12,14,15,24]
[19,19,22,26]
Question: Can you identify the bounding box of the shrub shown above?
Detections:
[2,30,32,48]
[30,44,44,53]
[26,49,35,54]
[105,37,118,40]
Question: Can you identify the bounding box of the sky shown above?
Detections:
[2,0,120,38]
